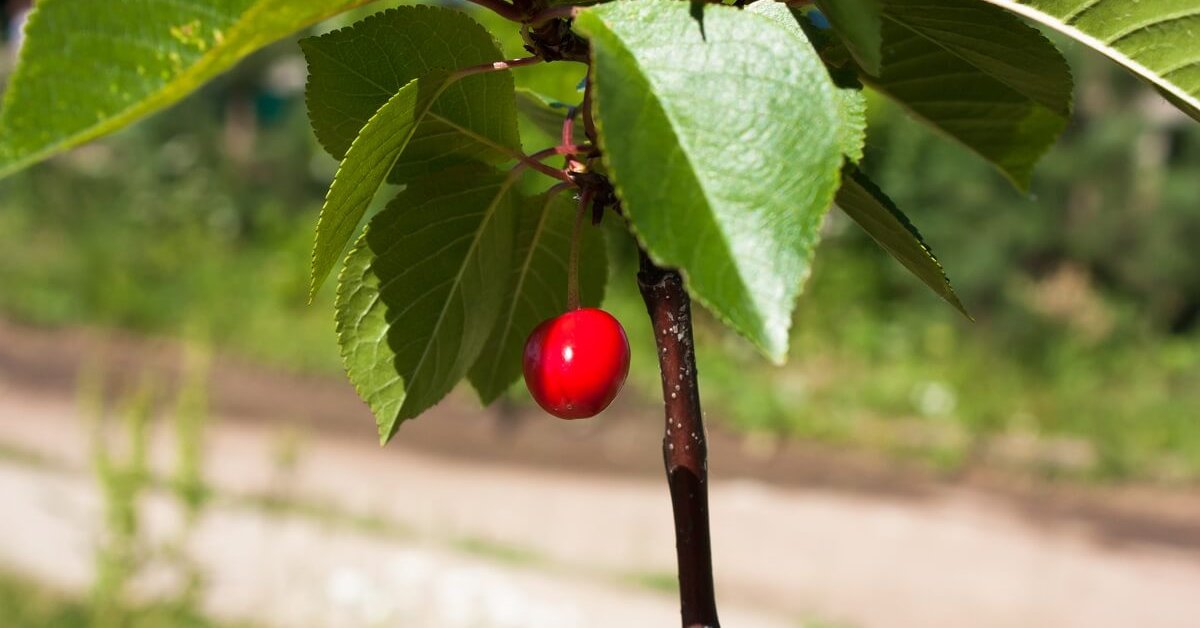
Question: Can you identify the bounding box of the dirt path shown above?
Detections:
[2,320,1200,626]
[2,380,1200,627]
[0,456,796,628]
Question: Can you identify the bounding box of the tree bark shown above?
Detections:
[637,247,720,628]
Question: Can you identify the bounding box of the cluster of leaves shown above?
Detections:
[0,0,1196,443]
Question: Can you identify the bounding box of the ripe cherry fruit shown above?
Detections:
[523,308,631,419]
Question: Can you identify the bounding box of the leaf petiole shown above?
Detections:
[451,56,545,81]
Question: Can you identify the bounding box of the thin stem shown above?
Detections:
[451,55,544,81]
[465,0,525,21]
[637,248,720,628]
[528,144,593,162]
[512,151,573,183]
[582,68,598,145]
[563,107,578,148]
[566,187,594,311]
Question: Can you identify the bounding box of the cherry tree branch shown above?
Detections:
[637,248,721,628]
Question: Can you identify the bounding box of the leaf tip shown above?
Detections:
[946,293,972,322]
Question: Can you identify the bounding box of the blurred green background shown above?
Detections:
[1,1,1198,486]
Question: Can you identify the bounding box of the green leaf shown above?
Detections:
[575,0,844,363]
[468,190,608,403]
[867,0,1073,189]
[301,6,519,181]
[748,1,864,164]
[815,0,884,75]
[751,1,867,164]
[836,87,869,164]
[0,0,373,178]
[978,0,1200,121]
[335,165,521,443]
[311,72,453,298]
[836,166,967,316]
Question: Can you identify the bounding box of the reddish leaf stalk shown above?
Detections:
[451,55,544,81]
[637,248,721,628]
[512,151,573,182]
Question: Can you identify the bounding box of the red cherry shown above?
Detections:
[522,308,631,419]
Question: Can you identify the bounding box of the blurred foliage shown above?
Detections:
[80,354,216,627]
[0,567,240,628]
[0,10,1198,482]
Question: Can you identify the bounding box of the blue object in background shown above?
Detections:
[808,9,831,29]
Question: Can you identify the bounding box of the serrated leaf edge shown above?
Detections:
[837,166,969,317]
[309,72,455,300]
[335,168,525,444]
[578,4,844,364]
[300,4,514,161]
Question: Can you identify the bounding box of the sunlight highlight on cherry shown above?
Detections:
[523,308,631,419]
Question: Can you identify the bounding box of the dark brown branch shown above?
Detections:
[637,248,721,628]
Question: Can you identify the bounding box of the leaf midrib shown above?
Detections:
[976,0,1200,117]
[478,188,568,390]
[398,168,523,420]
[310,73,454,297]
[881,10,1062,112]
[586,18,762,339]
[305,38,518,162]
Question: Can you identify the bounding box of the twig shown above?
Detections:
[637,249,721,628]
[511,155,573,183]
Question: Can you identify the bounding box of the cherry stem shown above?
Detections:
[581,69,598,145]
[566,187,594,311]
[464,0,525,21]
[637,248,721,628]
[512,151,573,183]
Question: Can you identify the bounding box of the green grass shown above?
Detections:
[0,567,242,628]
[621,570,678,594]
[451,536,543,567]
